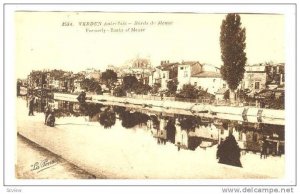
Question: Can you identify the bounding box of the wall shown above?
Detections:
[177,65,191,89]
[161,70,170,90]
[243,72,267,92]
[190,77,226,94]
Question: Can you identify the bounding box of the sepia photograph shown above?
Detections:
[2,1,298,193]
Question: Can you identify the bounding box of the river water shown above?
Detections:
[44,99,285,158]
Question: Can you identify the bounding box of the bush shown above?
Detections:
[113,86,126,97]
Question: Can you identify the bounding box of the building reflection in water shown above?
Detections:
[39,99,285,167]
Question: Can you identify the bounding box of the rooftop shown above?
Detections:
[181,61,200,66]
[192,71,221,78]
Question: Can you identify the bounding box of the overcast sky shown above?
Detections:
[15,12,284,79]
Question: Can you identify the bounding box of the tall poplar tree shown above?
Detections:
[220,13,247,101]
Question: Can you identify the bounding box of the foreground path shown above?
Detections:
[16,134,96,179]
[17,98,284,179]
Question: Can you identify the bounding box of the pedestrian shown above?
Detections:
[177,142,181,151]
[46,110,56,127]
[28,97,35,116]
[44,105,51,124]
[160,93,164,100]
[77,91,86,104]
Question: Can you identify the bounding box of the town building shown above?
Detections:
[79,68,101,81]
[240,62,285,93]
[149,61,179,90]
[177,61,227,95]
[177,61,202,89]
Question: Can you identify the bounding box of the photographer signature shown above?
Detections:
[30,158,58,173]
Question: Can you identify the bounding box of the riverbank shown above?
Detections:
[17,98,284,179]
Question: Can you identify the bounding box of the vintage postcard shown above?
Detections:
[2,2,298,193]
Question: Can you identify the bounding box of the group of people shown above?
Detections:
[28,96,55,127]
[27,92,88,127]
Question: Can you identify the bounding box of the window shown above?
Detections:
[194,82,197,86]
[223,83,226,88]
[184,71,188,77]
[163,73,165,78]
[253,133,258,142]
[180,67,184,70]
[255,82,260,89]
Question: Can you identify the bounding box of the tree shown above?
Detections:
[167,79,178,96]
[176,84,199,99]
[113,86,126,97]
[122,75,138,91]
[50,69,66,80]
[220,13,247,102]
[101,69,117,89]
[80,78,102,94]
[134,81,152,95]
[99,108,116,128]
[150,83,161,94]
[178,116,201,131]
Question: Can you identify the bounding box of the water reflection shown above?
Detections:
[36,99,285,167]
[217,134,242,167]
[99,107,116,128]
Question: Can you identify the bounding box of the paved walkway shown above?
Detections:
[16,134,96,179]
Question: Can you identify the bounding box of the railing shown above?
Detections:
[128,95,261,108]
[127,94,175,101]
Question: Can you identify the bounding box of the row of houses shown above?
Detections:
[147,60,284,99]
[25,60,285,100]
[26,68,101,94]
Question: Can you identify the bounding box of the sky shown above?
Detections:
[15,12,284,79]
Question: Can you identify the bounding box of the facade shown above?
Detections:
[241,64,268,92]
[240,63,285,93]
[73,76,84,93]
[177,61,202,89]
[190,71,226,94]
[177,62,227,95]
[149,61,179,90]
[148,68,161,87]
[80,68,101,81]
[27,70,50,91]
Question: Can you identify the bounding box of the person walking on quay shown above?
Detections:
[77,91,88,113]
[77,91,87,104]
[46,110,56,127]
[28,97,35,116]
[44,104,51,124]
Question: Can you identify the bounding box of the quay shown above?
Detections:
[53,93,284,126]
